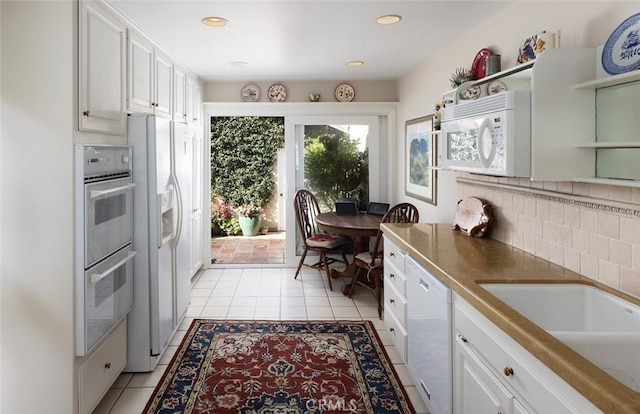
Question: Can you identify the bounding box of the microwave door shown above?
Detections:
[477,117,497,168]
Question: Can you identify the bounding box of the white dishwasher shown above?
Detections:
[406,255,453,414]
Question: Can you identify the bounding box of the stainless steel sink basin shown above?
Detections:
[480,283,640,392]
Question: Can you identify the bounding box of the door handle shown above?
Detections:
[90,251,137,284]
[90,183,137,199]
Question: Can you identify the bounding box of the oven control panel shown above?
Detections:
[82,145,132,178]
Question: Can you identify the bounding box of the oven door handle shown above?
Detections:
[90,183,137,199]
[89,251,137,284]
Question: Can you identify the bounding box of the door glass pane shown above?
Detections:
[295,124,369,254]
[297,124,369,211]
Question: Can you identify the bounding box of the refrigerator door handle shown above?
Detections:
[171,173,184,249]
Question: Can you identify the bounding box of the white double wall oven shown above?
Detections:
[74,145,137,356]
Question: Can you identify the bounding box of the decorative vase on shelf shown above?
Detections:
[238,215,262,236]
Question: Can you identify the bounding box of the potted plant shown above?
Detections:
[236,204,265,236]
[211,197,232,236]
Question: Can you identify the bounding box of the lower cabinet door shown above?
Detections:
[78,319,127,414]
[455,334,514,414]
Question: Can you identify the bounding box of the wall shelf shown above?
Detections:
[573,177,640,188]
[574,141,640,149]
[574,70,640,90]
[442,60,535,99]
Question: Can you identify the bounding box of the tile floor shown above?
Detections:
[211,232,286,264]
[92,266,429,414]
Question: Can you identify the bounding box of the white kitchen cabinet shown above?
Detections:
[173,67,201,125]
[455,333,517,414]
[454,296,601,414]
[79,0,127,135]
[382,236,408,363]
[193,81,203,125]
[572,64,640,186]
[173,65,187,123]
[127,30,172,119]
[77,319,127,414]
[190,125,204,277]
[185,74,202,125]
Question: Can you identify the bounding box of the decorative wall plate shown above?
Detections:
[241,83,260,102]
[516,30,558,63]
[487,80,508,95]
[602,12,640,75]
[459,85,481,101]
[267,83,287,102]
[471,48,491,80]
[335,83,355,102]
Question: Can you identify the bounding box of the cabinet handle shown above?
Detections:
[390,252,395,258]
[104,362,111,370]
[457,333,468,343]
[83,110,90,117]
[389,327,395,334]
[389,298,395,304]
[389,273,395,279]
[503,366,514,376]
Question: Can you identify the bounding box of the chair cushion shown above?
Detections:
[355,251,383,268]
[307,233,346,249]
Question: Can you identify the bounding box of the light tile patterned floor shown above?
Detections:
[92,267,429,414]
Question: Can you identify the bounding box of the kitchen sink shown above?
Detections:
[480,283,640,392]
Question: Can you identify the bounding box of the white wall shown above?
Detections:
[0,2,75,412]
[397,1,640,298]
[205,79,398,102]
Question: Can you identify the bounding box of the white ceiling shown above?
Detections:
[106,0,511,83]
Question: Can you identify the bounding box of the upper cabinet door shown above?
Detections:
[79,1,126,135]
[127,30,173,119]
[127,30,154,114]
[153,50,173,119]
[173,66,187,123]
[185,75,202,125]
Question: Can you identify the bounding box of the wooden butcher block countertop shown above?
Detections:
[381,223,640,414]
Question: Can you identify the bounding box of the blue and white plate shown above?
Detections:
[602,12,640,75]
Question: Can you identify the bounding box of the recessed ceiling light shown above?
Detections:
[230,61,248,67]
[346,61,364,67]
[201,16,228,27]
[376,15,402,25]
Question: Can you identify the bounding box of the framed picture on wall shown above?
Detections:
[405,115,437,205]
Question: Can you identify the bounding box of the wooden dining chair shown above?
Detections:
[346,202,419,318]
[293,189,349,290]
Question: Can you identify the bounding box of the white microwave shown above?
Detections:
[440,90,531,177]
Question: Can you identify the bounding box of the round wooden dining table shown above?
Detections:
[315,212,383,295]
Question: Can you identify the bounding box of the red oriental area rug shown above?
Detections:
[144,320,415,413]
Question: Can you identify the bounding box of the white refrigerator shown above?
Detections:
[126,115,192,372]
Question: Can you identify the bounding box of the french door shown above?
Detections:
[283,115,385,266]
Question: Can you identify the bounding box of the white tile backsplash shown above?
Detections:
[458,176,640,298]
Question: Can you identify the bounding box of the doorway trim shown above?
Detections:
[203,102,398,268]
